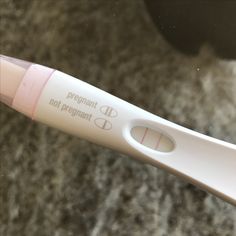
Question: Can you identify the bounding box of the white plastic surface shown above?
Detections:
[34,70,236,205]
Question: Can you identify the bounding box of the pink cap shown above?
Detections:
[0,55,54,118]
[0,54,31,106]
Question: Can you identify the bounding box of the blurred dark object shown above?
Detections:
[145,0,236,59]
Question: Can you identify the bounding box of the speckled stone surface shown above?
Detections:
[0,1,236,236]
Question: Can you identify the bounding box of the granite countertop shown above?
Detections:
[0,0,236,235]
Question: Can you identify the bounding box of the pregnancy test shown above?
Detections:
[1,54,236,205]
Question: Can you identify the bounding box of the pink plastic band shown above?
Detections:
[12,64,54,118]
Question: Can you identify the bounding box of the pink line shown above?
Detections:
[140,128,148,144]
[155,133,163,150]
[31,69,55,119]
